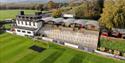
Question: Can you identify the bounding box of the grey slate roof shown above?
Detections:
[52,18,64,23]
[17,14,39,17]
[42,17,54,22]
[74,19,87,26]
[85,20,99,28]
[16,14,43,22]
[112,28,125,33]
[63,18,75,24]
[42,17,99,27]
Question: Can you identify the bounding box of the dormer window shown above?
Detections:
[22,17,24,18]
[34,17,36,20]
[22,17,25,20]
[18,16,21,18]
[30,17,33,20]
[37,17,40,19]
[26,17,28,19]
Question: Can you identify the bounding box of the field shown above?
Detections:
[100,38,125,52]
[0,10,37,20]
[0,33,124,63]
[0,10,125,63]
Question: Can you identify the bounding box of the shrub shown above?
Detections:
[52,9,62,18]
[123,52,125,57]
[113,50,120,55]
[99,47,106,52]
[108,49,113,54]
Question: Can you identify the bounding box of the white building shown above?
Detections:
[15,11,43,36]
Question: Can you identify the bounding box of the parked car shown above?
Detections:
[112,30,122,38]
[5,19,14,23]
[122,33,125,39]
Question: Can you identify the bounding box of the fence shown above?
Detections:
[95,50,125,60]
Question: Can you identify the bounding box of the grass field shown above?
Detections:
[0,10,37,20]
[100,38,125,52]
[0,33,125,63]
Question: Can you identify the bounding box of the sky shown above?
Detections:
[0,0,67,3]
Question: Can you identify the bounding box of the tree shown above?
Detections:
[52,9,62,18]
[35,4,43,10]
[99,0,125,29]
[73,5,85,19]
[72,0,103,19]
[47,1,56,9]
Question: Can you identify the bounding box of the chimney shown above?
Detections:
[20,11,24,15]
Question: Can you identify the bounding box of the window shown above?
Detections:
[33,22,35,26]
[18,21,20,24]
[21,21,23,25]
[22,31,26,33]
[34,17,36,20]
[17,30,20,32]
[27,31,31,34]
[29,22,31,26]
[25,21,27,25]
[30,17,33,20]
[26,17,28,19]
[18,16,21,18]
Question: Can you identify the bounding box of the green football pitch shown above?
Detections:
[0,33,124,63]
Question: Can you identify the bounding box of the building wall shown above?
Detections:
[16,20,42,28]
[37,22,43,28]
[15,28,34,36]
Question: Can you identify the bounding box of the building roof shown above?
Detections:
[15,26,37,31]
[63,18,75,24]
[74,19,87,26]
[42,17,54,22]
[16,13,44,22]
[113,28,125,33]
[52,18,64,23]
[85,20,99,28]
[42,17,99,27]
[16,18,43,22]
[17,14,42,18]
[63,14,74,18]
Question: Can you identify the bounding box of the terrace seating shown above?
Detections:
[39,24,99,49]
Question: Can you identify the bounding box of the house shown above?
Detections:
[14,11,43,36]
